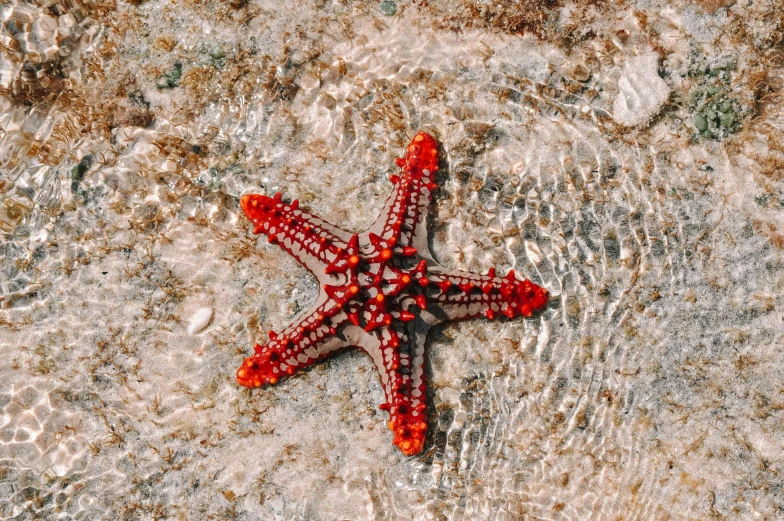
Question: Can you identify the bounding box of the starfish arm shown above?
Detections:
[236,293,360,388]
[241,193,355,275]
[364,323,429,456]
[425,266,550,321]
[366,131,439,256]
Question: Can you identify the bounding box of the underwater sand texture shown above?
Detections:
[1,0,783,519]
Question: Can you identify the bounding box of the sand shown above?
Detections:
[1,0,783,518]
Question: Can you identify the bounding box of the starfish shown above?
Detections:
[237,131,549,456]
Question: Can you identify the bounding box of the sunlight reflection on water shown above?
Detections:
[1,1,782,519]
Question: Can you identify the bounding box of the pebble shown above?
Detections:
[693,113,708,131]
[188,307,213,335]
[380,1,397,16]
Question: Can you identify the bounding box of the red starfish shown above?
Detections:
[237,131,549,456]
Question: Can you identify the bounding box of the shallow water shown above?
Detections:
[1,0,783,519]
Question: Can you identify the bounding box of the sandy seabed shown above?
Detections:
[1,0,783,519]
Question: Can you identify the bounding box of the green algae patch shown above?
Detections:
[686,54,744,141]
[380,1,397,16]
[156,63,183,89]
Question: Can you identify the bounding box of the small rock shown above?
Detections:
[693,113,708,131]
[380,1,397,16]
[719,111,734,129]
[612,53,670,128]
[188,307,213,335]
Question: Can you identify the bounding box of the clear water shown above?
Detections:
[1,1,783,519]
